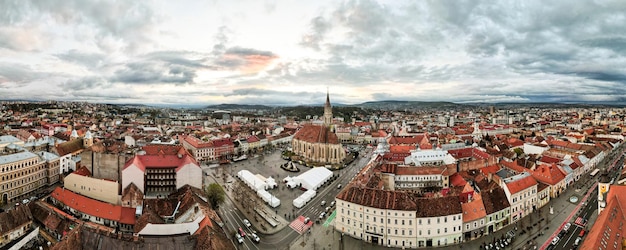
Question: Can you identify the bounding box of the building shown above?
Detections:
[461,192,487,241]
[0,148,60,206]
[0,205,33,248]
[502,172,538,222]
[50,187,136,232]
[580,185,626,249]
[335,187,463,248]
[122,145,202,196]
[181,135,214,162]
[530,163,566,198]
[323,90,333,126]
[380,165,450,191]
[64,172,120,205]
[292,124,346,165]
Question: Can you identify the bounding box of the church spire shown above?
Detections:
[323,88,333,126]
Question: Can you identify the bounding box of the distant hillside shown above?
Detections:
[205,103,274,110]
[354,100,465,110]
[278,105,371,121]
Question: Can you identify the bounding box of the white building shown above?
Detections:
[502,172,538,222]
[336,188,463,248]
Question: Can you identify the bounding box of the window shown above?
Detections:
[409,220,412,225]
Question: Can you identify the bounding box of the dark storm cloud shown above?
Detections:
[0,63,46,86]
[110,62,196,85]
[292,0,626,103]
[60,76,110,91]
[55,50,106,68]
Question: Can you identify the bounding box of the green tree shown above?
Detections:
[206,183,225,209]
[513,147,524,156]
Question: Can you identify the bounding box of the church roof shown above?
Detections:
[293,124,340,144]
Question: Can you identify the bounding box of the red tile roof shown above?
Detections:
[183,136,213,148]
[293,125,340,144]
[51,187,136,225]
[530,164,565,186]
[506,175,537,194]
[461,193,487,222]
[480,165,501,175]
[73,166,92,177]
[124,145,198,172]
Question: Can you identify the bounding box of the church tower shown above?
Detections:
[323,89,333,126]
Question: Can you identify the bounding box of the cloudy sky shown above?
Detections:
[1,0,625,106]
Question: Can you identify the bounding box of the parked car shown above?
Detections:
[551,236,560,245]
[250,233,260,243]
[330,201,335,207]
[321,200,326,206]
[563,222,571,232]
[325,206,331,212]
[319,212,326,219]
[243,219,251,228]
[304,217,311,224]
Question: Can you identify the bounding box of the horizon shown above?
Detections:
[1,1,626,106]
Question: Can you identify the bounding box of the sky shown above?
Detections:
[1,0,626,106]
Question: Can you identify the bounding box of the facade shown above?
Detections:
[64,172,120,205]
[383,166,450,191]
[181,135,214,162]
[480,186,511,234]
[0,149,59,206]
[122,145,202,195]
[503,172,538,223]
[530,163,566,198]
[335,188,463,248]
[461,193,487,241]
[292,124,346,165]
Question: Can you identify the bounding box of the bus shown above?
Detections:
[590,168,600,177]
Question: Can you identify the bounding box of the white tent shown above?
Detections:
[298,189,316,203]
[238,170,268,191]
[268,197,280,208]
[283,176,292,183]
[295,167,333,191]
[257,189,272,202]
[293,198,305,208]
[286,181,298,189]
[266,177,277,189]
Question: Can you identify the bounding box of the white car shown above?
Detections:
[250,233,260,243]
[563,222,571,231]
[235,233,244,244]
[243,219,251,228]
[551,236,560,245]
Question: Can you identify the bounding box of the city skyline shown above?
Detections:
[1,0,625,106]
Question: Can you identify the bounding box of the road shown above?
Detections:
[545,148,625,250]
[206,147,373,250]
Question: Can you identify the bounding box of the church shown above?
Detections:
[291,91,346,165]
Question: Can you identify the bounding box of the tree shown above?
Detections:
[206,183,226,209]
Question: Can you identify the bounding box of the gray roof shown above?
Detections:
[0,151,39,165]
[37,151,60,161]
[0,135,21,144]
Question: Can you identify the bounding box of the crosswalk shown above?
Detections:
[289,216,313,234]
[574,216,586,226]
